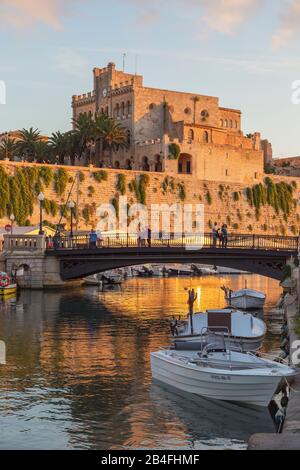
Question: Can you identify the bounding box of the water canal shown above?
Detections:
[0,274,282,450]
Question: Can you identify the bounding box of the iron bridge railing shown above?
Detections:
[46,233,299,252]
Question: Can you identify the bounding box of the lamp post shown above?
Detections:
[10,214,15,235]
[69,200,75,240]
[38,192,45,235]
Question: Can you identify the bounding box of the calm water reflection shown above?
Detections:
[0,275,281,450]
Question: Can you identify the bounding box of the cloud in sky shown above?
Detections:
[126,0,264,35]
[0,0,78,30]
[1,0,300,49]
[272,0,300,48]
[200,0,264,35]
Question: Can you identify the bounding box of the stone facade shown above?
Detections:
[272,156,300,177]
[0,161,299,238]
[72,62,269,184]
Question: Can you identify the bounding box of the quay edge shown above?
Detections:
[248,267,300,450]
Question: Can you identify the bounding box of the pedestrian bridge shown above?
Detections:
[41,233,299,281]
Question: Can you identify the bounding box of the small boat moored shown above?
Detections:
[222,286,266,310]
[151,334,297,407]
[170,308,266,352]
[0,272,17,296]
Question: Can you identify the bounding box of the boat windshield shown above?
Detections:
[201,330,227,354]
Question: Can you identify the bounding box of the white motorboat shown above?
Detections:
[83,274,103,286]
[171,309,266,352]
[224,288,266,310]
[150,338,297,407]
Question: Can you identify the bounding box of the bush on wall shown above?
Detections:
[168,143,181,160]
[93,170,108,183]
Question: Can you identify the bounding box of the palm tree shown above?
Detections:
[17,127,42,161]
[0,137,17,161]
[65,131,81,166]
[72,113,95,165]
[101,118,128,167]
[34,140,51,163]
[49,131,69,165]
[93,113,109,167]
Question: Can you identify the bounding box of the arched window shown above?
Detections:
[178,154,192,175]
[230,120,233,128]
[127,101,131,116]
[224,119,228,128]
[188,129,194,142]
[220,119,224,127]
[115,103,120,118]
[105,106,109,116]
[234,120,238,129]
[121,102,125,117]
[115,161,120,169]
[203,131,209,143]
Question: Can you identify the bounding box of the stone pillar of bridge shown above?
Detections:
[43,256,66,288]
[3,235,77,289]
[3,235,47,289]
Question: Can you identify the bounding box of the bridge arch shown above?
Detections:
[50,248,293,282]
[15,264,32,288]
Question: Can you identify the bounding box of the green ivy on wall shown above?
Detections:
[54,168,68,196]
[246,178,295,216]
[93,170,108,183]
[129,174,150,205]
[38,167,54,187]
[78,171,85,183]
[44,199,59,217]
[206,191,212,205]
[162,176,175,194]
[116,174,126,196]
[0,166,69,225]
[233,191,240,202]
[111,197,119,217]
[178,183,186,201]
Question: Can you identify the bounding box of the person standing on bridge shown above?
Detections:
[89,229,98,249]
[147,228,152,248]
[221,224,228,249]
[212,222,219,247]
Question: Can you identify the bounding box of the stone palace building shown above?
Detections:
[72,62,272,184]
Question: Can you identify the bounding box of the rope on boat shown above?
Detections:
[284,376,300,395]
